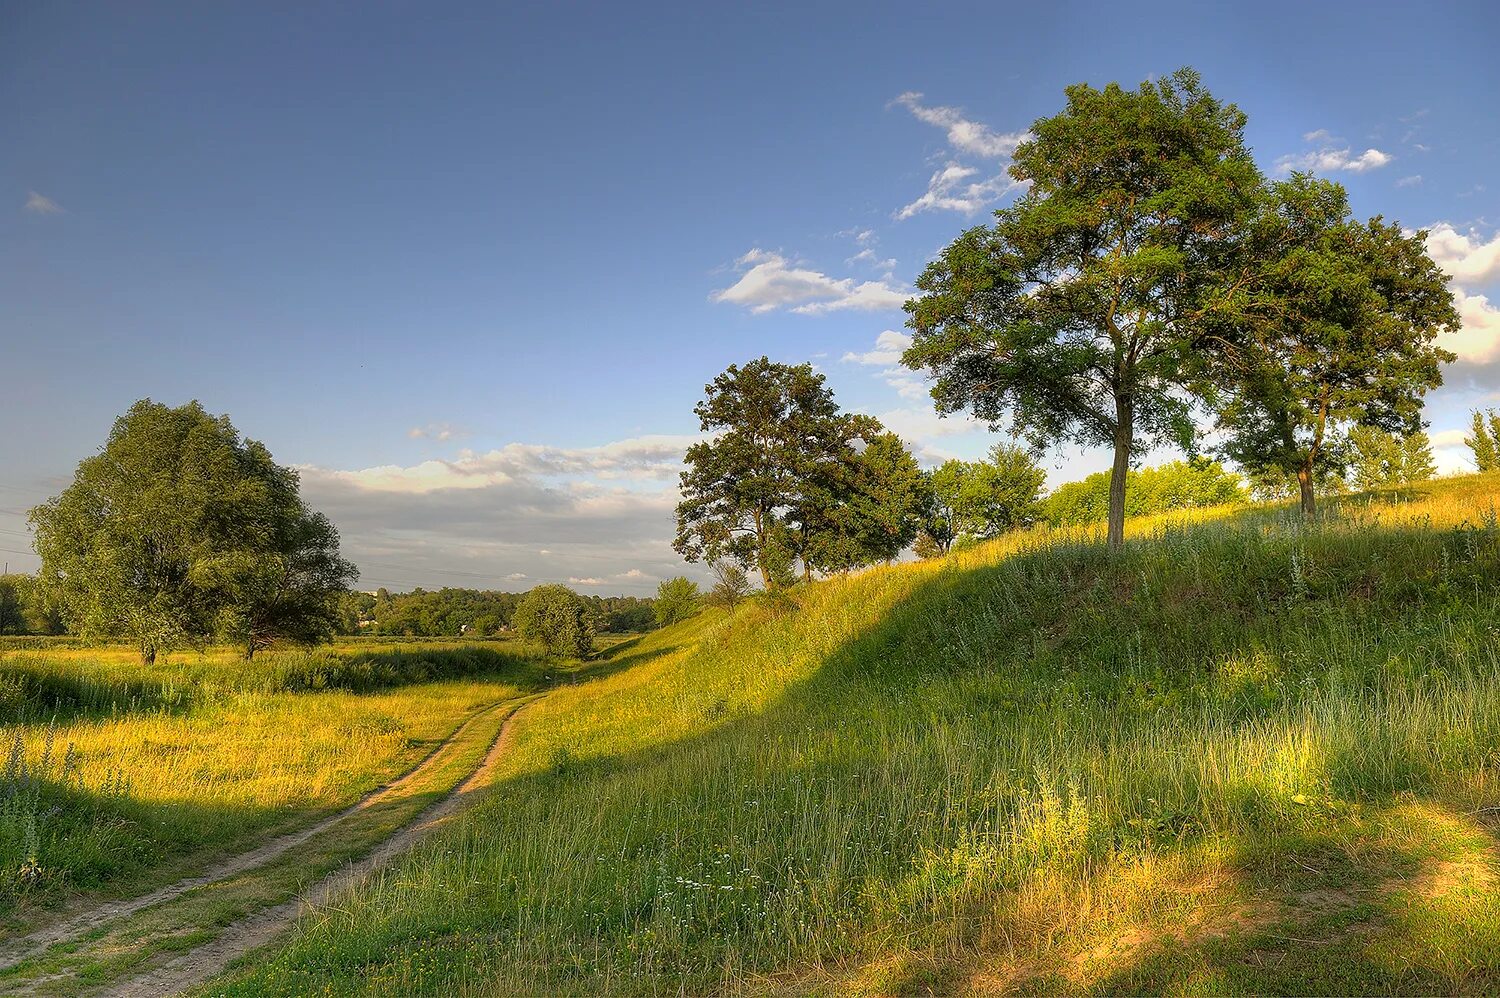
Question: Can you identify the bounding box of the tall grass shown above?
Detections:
[221,475,1500,995]
[0,641,543,916]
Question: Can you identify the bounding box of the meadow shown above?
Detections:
[204,474,1500,996]
[0,639,545,931]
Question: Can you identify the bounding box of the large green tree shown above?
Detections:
[513,584,595,658]
[674,358,895,587]
[903,68,1262,550]
[1208,176,1457,518]
[801,431,926,573]
[29,400,356,664]
[653,576,701,626]
[202,449,356,658]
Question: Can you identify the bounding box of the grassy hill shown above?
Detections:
[222,475,1500,996]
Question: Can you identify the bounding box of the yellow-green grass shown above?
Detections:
[213,474,1500,995]
[0,696,539,994]
[0,641,548,926]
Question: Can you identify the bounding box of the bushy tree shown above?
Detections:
[1348,427,1437,490]
[801,432,926,573]
[917,444,1045,556]
[654,576,700,626]
[1208,176,1457,518]
[674,358,903,587]
[1467,410,1500,472]
[29,400,356,664]
[512,584,594,658]
[904,68,1262,550]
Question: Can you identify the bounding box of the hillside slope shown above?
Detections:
[222,476,1500,996]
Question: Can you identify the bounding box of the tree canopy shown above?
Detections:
[512,585,595,658]
[674,358,922,586]
[903,68,1263,549]
[1207,175,1457,517]
[29,400,356,664]
[917,444,1046,557]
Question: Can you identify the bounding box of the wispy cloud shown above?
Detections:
[841,329,912,366]
[891,92,1027,219]
[407,422,462,442]
[1396,175,1423,188]
[23,191,63,214]
[1275,132,1392,174]
[712,249,907,314]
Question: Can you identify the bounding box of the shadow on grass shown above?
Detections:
[125,514,1500,994]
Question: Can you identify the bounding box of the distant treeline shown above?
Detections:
[339,587,655,637]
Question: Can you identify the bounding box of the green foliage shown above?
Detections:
[1044,460,1245,526]
[903,67,1262,548]
[354,588,652,637]
[1467,410,1500,472]
[653,577,701,627]
[675,358,918,585]
[1208,175,1458,517]
[28,400,356,664]
[512,585,595,658]
[801,432,926,573]
[1348,426,1437,490]
[919,444,1046,556]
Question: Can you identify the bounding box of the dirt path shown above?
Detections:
[100,699,534,998]
[0,695,516,973]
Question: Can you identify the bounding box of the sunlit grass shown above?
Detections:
[0,641,542,921]
[208,474,1500,993]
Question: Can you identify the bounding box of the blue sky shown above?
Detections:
[4,0,1498,593]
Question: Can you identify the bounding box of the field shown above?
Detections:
[5,476,1500,995]
[210,475,1500,996]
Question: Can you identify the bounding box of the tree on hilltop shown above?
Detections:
[903,68,1263,551]
[1206,176,1457,518]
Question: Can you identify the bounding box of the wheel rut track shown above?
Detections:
[98,697,535,998]
[0,694,534,992]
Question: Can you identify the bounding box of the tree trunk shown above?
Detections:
[1297,464,1316,520]
[141,644,156,667]
[1106,402,1134,551]
[244,640,256,661]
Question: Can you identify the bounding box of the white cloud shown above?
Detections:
[408,422,460,441]
[712,249,907,314]
[24,191,62,214]
[569,577,606,586]
[1396,175,1423,188]
[1429,428,1468,449]
[314,433,700,494]
[1276,137,1393,175]
[1439,288,1500,365]
[893,92,1027,159]
[891,92,1028,219]
[620,568,647,579]
[897,162,1024,220]
[841,329,913,366]
[1425,224,1500,288]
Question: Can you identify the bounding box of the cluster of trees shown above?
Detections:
[1467,410,1500,473]
[901,68,1458,543]
[29,401,357,664]
[1043,460,1245,528]
[341,587,655,637]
